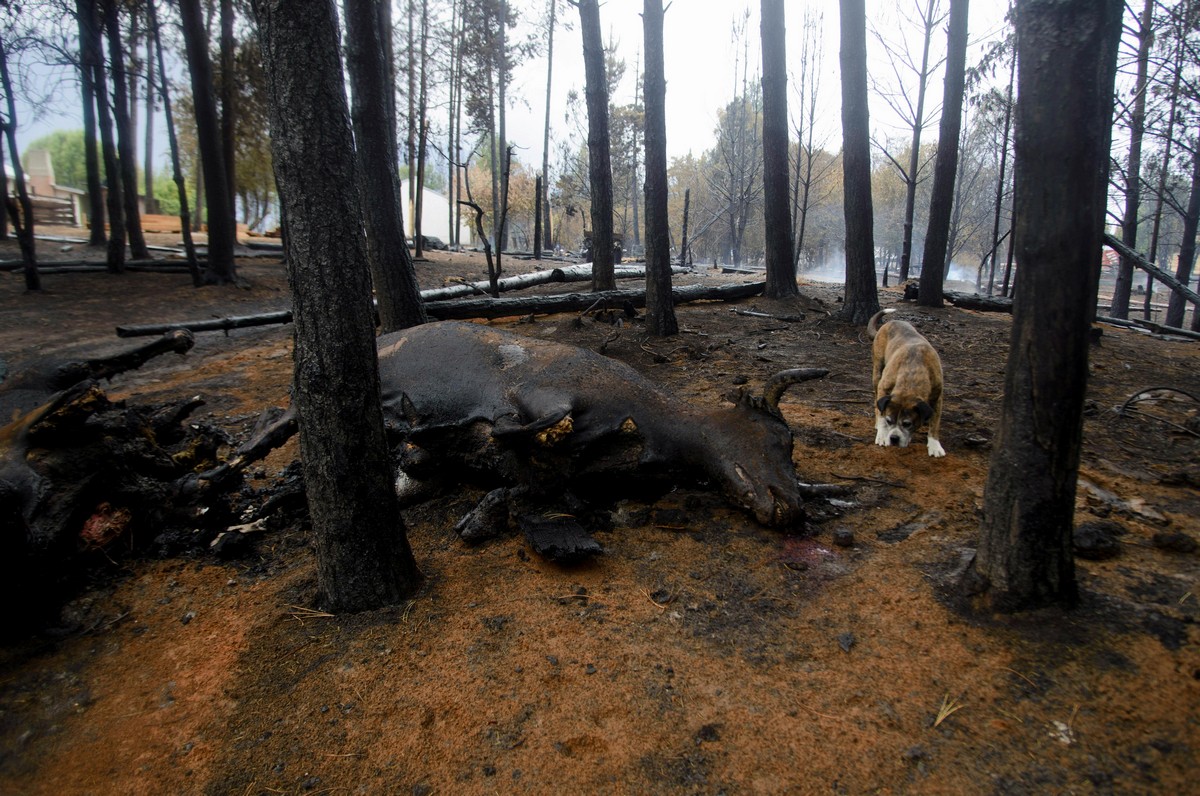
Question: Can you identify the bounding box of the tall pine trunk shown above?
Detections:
[642,0,677,335]
[968,0,1122,612]
[578,0,615,290]
[103,0,150,260]
[76,0,107,245]
[252,0,422,613]
[838,0,879,323]
[541,0,556,251]
[147,0,201,286]
[0,38,40,290]
[916,0,969,308]
[1111,0,1155,319]
[344,0,428,331]
[179,0,237,284]
[761,0,796,298]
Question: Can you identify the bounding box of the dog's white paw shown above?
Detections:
[875,418,889,446]
[927,438,946,458]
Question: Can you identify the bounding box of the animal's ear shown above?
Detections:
[876,394,892,413]
[400,392,420,424]
[916,400,934,422]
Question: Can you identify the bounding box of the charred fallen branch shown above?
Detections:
[942,291,1014,313]
[419,263,686,301]
[116,280,766,336]
[1103,233,1200,309]
[423,281,766,321]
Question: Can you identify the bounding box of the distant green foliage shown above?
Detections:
[25,130,88,189]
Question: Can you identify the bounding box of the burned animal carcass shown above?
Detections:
[365,321,826,555]
[0,332,240,633]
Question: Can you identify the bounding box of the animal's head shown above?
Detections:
[875,393,933,448]
[709,368,828,528]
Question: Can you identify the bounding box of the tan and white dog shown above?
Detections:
[867,309,946,457]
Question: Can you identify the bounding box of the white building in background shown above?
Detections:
[5,149,87,226]
[399,180,474,248]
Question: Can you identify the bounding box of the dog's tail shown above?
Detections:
[867,308,895,340]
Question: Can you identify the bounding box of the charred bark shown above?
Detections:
[576,0,616,290]
[0,40,39,290]
[837,0,879,323]
[180,0,237,284]
[147,0,202,286]
[967,0,1122,612]
[642,0,678,335]
[916,0,968,308]
[344,0,428,332]
[761,0,797,299]
[76,0,107,246]
[253,0,422,611]
[103,0,150,260]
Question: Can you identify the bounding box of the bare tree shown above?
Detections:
[642,0,677,335]
[838,0,880,323]
[145,0,200,284]
[967,0,1122,612]
[102,0,150,260]
[540,0,559,252]
[790,7,836,270]
[873,0,947,283]
[73,0,106,245]
[916,0,969,307]
[344,0,428,331]
[251,0,422,612]
[0,36,39,290]
[761,0,796,298]
[574,0,616,290]
[179,0,237,284]
[1110,0,1156,319]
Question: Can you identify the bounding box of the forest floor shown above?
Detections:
[0,226,1197,795]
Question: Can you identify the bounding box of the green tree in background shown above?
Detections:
[26,130,88,190]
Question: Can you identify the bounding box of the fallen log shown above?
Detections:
[117,310,294,337]
[1096,314,1200,341]
[943,290,1014,312]
[423,280,767,320]
[419,263,686,302]
[117,280,762,336]
[1104,232,1200,308]
[1,258,199,272]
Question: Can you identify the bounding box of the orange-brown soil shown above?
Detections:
[0,228,1196,794]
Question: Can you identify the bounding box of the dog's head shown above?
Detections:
[876,394,933,448]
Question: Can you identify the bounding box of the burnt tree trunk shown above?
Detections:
[577,0,616,290]
[220,0,236,214]
[147,0,201,285]
[76,0,107,246]
[252,0,422,612]
[0,39,39,290]
[180,0,238,284]
[968,0,1122,612]
[642,0,678,335]
[541,0,556,251]
[344,0,427,332]
[534,174,543,260]
[838,0,879,323]
[1111,0,1155,319]
[761,0,797,299]
[103,0,150,260]
[1166,145,1200,330]
[90,5,126,275]
[678,187,690,266]
[916,0,969,308]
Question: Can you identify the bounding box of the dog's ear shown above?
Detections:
[876,394,892,413]
[916,400,934,423]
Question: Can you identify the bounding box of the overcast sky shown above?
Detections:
[13,0,1013,176]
